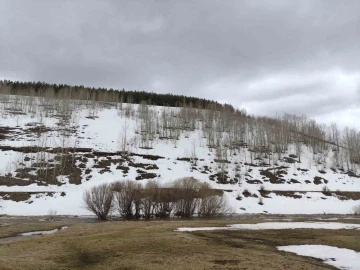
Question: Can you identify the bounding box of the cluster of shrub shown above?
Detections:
[83,177,229,220]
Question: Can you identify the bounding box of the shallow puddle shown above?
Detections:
[0,226,68,244]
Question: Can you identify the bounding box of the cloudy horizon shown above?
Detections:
[1,0,359,128]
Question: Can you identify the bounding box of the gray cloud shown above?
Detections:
[0,0,360,127]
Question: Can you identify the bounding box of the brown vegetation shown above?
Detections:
[1,216,359,270]
[84,178,228,220]
[0,191,55,202]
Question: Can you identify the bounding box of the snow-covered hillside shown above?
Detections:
[0,94,359,215]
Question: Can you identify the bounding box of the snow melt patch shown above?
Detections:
[0,226,69,244]
[176,222,360,232]
[20,226,68,236]
[278,245,360,270]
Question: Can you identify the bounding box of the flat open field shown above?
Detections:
[0,215,359,270]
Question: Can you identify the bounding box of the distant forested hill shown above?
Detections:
[0,80,233,111]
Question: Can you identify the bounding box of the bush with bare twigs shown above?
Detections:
[112,180,142,219]
[84,178,230,220]
[83,183,114,220]
[172,177,202,218]
[198,182,229,217]
[353,203,360,215]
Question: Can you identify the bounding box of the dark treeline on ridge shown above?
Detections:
[0,80,233,111]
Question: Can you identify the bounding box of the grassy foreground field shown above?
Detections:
[0,216,359,270]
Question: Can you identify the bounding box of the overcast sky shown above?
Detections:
[0,0,359,128]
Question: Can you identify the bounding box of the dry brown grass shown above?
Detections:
[0,217,359,270]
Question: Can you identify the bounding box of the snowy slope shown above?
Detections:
[0,94,359,215]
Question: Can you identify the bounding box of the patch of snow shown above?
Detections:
[277,245,360,270]
[176,222,360,232]
[0,96,360,215]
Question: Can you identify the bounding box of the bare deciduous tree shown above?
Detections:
[173,177,201,218]
[112,180,142,219]
[353,203,360,215]
[198,183,229,217]
[83,183,114,220]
